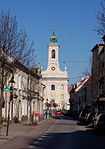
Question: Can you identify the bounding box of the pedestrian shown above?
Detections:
[45,107,50,119]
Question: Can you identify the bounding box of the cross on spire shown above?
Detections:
[52,27,55,36]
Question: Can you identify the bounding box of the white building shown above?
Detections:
[1,57,44,122]
[42,31,69,110]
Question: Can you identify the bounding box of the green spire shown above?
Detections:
[49,29,58,46]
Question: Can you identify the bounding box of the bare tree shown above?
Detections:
[0,10,34,65]
[26,51,39,123]
[0,10,35,126]
[82,56,92,77]
[96,0,105,36]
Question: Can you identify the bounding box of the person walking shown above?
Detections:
[45,107,51,119]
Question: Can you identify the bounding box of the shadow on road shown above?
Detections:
[27,128,105,149]
[76,121,86,126]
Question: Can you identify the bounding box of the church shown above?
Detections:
[42,31,69,110]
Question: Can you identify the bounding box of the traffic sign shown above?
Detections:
[4,87,12,93]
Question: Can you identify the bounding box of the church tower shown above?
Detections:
[48,30,59,71]
[42,31,69,110]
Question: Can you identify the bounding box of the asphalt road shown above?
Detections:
[28,116,105,149]
[0,119,56,149]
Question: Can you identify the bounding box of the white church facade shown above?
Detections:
[42,31,70,110]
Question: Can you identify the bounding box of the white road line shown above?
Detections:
[45,120,57,134]
[28,119,57,149]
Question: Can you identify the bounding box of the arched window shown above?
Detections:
[51,84,55,90]
[52,49,55,58]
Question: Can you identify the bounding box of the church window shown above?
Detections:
[52,49,55,58]
[51,84,55,90]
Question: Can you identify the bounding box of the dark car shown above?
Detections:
[93,113,105,132]
[78,111,86,121]
[85,112,95,124]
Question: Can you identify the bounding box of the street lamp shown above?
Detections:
[6,75,15,136]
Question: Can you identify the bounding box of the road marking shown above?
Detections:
[45,120,57,134]
[28,119,57,149]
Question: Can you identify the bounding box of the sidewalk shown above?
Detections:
[0,118,56,149]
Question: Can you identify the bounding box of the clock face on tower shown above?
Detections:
[51,67,55,71]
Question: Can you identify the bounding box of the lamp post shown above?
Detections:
[6,75,15,136]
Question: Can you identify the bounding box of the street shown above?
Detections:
[28,116,105,149]
[1,116,105,149]
[1,2,105,149]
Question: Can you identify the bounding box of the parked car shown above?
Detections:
[93,113,105,132]
[85,112,95,124]
[92,111,105,125]
[55,111,62,115]
[84,112,89,122]
[78,111,87,121]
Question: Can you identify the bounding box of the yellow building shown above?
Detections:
[42,31,69,110]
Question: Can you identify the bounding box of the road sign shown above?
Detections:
[4,87,12,93]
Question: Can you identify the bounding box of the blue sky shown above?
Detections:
[0,0,102,83]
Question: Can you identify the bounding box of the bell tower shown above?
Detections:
[47,31,60,71]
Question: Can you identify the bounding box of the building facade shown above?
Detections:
[0,48,45,122]
[69,76,92,115]
[91,43,105,111]
[42,31,69,110]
